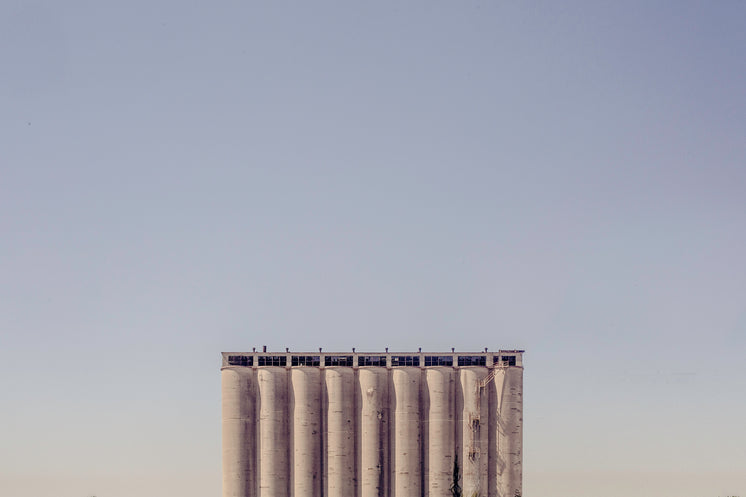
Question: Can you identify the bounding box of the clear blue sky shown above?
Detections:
[1,1,744,496]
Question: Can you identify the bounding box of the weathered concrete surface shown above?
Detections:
[290,368,321,497]
[258,368,289,497]
[222,367,256,497]
[358,368,389,497]
[324,367,356,497]
[493,367,523,497]
[221,351,523,497]
[424,367,455,497]
[392,367,421,497]
[460,367,490,497]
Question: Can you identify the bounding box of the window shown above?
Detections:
[391,356,420,366]
[358,356,386,366]
[457,356,486,366]
[291,355,320,367]
[227,355,253,366]
[424,356,453,366]
[495,355,516,366]
[324,356,354,367]
[258,355,286,367]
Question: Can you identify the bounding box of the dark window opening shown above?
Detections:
[424,356,453,366]
[492,355,517,366]
[324,355,354,367]
[391,356,420,367]
[358,356,387,366]
[497,355,516,366]
[227,355,253,366]
[291,355,320,367]
[258,355,286,367]
[457,355,486,366]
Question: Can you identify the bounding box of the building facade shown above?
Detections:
[221,349,523,497]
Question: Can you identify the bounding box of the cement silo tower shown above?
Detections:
[221,349,523,497]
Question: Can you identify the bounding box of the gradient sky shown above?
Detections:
[1,1,745,496]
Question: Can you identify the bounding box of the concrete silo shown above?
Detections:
[324,367,356,497]
[358,367,389,497]
[493,365,523,497]
[221,349,523,497]
[257,367,289,497]
[290,367,321,497]
[423,367,455,497]
[391,367,421,497]
[221,367,257,497]
[459,367,490,497]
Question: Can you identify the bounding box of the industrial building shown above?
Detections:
[221,349,523,497]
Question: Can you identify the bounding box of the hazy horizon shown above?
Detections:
[2,1,745,496]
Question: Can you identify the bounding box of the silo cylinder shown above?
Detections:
[325,367,356,497]
[359,368,389,497]
[258,367,289,497]
[460,368,489,497]
[504,367,523,497]
[425,367,455,497]
[493,367,523,497]
[392,367,421,497]
[291,368,321,497]
[222,367,257,497]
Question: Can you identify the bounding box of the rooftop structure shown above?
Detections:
[221,348,523,497]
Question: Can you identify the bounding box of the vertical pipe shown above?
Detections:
[460,368,489,497]
[425,367,455,497]
[392,367,421,497]
[258,367,289,497]
[325,367,356,497]
[222,367,257,497]
[291,368,322,497]
[358,368,389,497]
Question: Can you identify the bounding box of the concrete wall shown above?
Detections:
[423,367,455,497]
[290,368,321,497]
[221,368,257,497]
[460,367,490,497]
[358,368,389,497]
[257,368,289,497]
[222,353,523,497]
[324,368,356,497]
[391,367,421,497]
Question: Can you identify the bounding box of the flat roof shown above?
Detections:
[221,350,524,368]
[222,350,525,354]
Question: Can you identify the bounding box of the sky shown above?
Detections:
[1,1,745,496]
